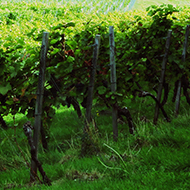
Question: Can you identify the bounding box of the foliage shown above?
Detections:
[1,1,190,189]
[1,3,190,127]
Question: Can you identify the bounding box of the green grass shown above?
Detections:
[133,0,190,10]
[1,99,190,189]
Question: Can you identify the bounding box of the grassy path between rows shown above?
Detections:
[132,0,190,10]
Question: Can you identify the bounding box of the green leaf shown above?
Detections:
[48,107,56,118]
[0,137,8,146]
[105,92,113,98]
[50,39,59,45]
[51,48,60,55]
[111,95,115,100]
[65,22,75,28]
[115,92,123,97]
[6,100,14,105]
[67,56,75,63]
[67,40,77,49]
[0,83,12,95]
[68,91,76,97]
[65,63,73,72]
[9,66,17,77]
[179,64,184,69]
[97,86,107,95]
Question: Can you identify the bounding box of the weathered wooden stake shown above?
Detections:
[153,30,172,124]
[109,26,118,142]
[31,32,49,182]
[175,25,190,116]
[85,35,101,125]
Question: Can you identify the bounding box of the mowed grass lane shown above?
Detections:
[133,0,190,10]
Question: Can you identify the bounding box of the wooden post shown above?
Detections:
[109,26,118,142]
[175,25,190,116]
[31,32,49,182]
[175,80,181,116]
[85,35,101,124]
[153,30,172,124]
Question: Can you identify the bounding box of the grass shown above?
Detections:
[1,97,190,189]
[1,0,190,189]
[133,0,190,10]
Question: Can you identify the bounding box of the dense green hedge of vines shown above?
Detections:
[0,2,190,124]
